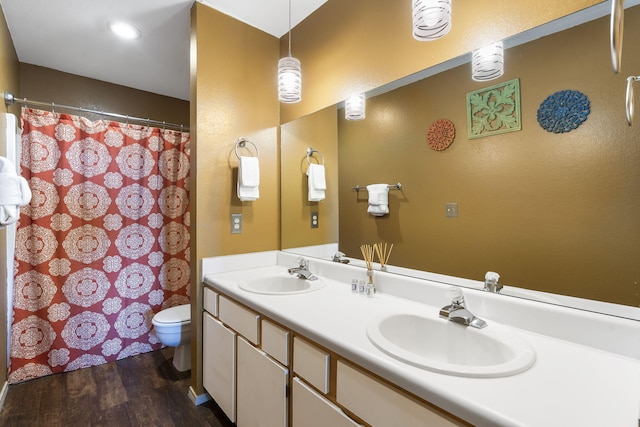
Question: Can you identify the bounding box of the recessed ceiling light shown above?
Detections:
[108,21,141,40]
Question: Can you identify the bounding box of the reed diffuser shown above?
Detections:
[360,244,376,297]
[360,244,375,281]
[374,242,393,271]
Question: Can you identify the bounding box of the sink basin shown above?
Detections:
[366,313,535,378]
[238,273,325,295]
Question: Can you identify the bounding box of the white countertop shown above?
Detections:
[202,253,640,427]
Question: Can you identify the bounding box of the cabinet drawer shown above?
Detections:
[292,377,362,427]
[293,336,330,394]
[336,361,465,427]
[261,319,290,366]
[218,295,260,345]
[203,286,218,316]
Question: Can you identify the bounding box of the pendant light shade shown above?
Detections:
[345,94,366,120]
[278,56,302,103]
[472,42,504,82]
[412,0,452,41]
[278,0,301,103]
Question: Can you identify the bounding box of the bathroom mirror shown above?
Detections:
[281,4,640,319]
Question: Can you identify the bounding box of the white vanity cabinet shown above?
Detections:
[336,360,466,427]
[291,336,363,426]
[203,286,462,427]
[237,336,289,427]
[203,292,290,427]
[292,377,362,427]
[202,312,236,423]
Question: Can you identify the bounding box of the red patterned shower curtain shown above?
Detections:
[9,107,191,383]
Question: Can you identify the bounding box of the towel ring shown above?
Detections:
[234,137,259,159]
[306,147,325,165]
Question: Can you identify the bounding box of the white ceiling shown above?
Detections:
[0,0,326,101]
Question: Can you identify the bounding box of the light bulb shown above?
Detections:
[472,42,504,81]
[278,57,302,103]
[412,0,451,41]
[345,94,366,120]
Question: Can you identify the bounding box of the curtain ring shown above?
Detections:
[51,101,55,113]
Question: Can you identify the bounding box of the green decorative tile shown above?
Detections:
[467,78,521,139]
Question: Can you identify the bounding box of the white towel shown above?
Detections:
[366,184,389,216]
[306,164,326,202]
[0,156,31,228]
[237,156,260,201]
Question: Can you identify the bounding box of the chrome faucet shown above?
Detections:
[332,251,350,264]
[288,257,317,280]
[483,271,503,293]
[439,286,487,329]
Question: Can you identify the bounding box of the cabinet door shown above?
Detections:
[203,313,236,423]
[292,377,362,427]
[236,336,288,427]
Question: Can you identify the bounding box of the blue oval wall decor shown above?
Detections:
[537,90,590,133]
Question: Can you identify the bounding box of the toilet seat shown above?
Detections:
[153,304,190,325]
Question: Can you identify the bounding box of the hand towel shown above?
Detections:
[237,156,260,201]
[306,163,326,202]
[0,156,31,228]
[366,184,389,216]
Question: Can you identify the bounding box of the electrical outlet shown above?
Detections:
[231,213,242,233]
[310,211,319,228]
[445,203,458,218]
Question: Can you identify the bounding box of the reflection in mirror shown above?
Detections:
[282,5,640,320]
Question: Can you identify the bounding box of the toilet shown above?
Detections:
[152,304,191,371]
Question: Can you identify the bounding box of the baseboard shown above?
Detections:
[188,386,210,406]
[0,381,8,412]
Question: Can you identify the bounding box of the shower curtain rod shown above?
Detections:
[3,92,189,131]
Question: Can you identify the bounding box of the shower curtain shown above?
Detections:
[8,107,191,383]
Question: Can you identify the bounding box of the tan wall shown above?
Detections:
[280,0,603,124]
[0,4,19,391]
[338,10,640,307]
[190,3,280,394]
[281,105,338,249]
[18,64,189,125]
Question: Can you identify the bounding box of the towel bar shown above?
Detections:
[352,183,402,192]
[234,137,259,159]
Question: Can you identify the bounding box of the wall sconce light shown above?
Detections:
[278,0,302,103]
[472,42,504,82]
[345,94,366,120]
[412,0,452,41]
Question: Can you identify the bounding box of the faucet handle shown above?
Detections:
[296,257,308,268]
[446,286,465,305]
[485,271,500,282]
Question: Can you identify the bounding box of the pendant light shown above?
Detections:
[472,42,504,81]
[345,94,366,120]
[278,0,302,103]
[412,0,452,41]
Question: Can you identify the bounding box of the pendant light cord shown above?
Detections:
[288,0,292,57]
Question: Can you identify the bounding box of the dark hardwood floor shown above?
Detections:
[0,347,235,427]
